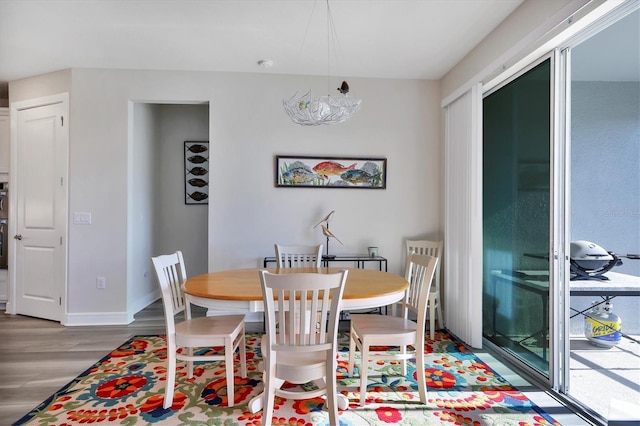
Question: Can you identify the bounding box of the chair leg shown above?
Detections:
[359,342,370,407]
[429,294,436,341]
[348,328,357,376]
[326,354,339,425]
[416,342,428,404]
[225,339,235,407]
[239,331,247,378]
[436,299,444,330]
[262,361,277,426]
[164,349,177,409]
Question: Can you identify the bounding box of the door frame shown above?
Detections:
[7,93,69,319]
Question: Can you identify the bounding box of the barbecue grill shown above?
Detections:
[570,240,623,281]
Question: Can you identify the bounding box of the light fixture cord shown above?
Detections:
[326,0,331,96]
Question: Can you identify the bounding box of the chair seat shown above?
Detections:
[175,314,245,336]
[175,315,245,347]
[351,314,417,339]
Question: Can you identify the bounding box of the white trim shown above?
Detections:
[442,0,625,107]
[65,311,132,326]
[483,0,626,92]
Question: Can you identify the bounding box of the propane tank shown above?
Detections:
[584,301,621,348]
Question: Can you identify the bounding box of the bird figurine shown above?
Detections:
[313,210,335,228]
[337,81,350,94]
[321,224,343,245]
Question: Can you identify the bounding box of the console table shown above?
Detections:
[263,254,388,272]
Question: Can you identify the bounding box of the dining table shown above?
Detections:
[183,266,409,314]
[183,266,409,413]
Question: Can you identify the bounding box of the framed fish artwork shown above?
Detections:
[275,155,387,189]
[184,141,209,204]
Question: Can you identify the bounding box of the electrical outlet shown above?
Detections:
[96,277,106,289]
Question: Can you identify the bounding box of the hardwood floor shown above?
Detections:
[0,301,182,425]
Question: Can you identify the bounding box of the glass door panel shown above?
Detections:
[483,58,552,375]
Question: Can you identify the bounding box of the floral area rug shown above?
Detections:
[14,331,560,425]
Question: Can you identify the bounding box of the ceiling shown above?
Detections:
[0,0,525,85]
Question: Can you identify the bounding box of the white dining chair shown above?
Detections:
[348,253,438,406]
[274,244,322,268]
[406,239,443,340]
[152,251,247,408]
[250,269,349,426]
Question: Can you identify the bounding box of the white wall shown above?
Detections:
[155,104,209,277]
[10,68,441,323]
[130,103,159,314]
[571,81,640,276]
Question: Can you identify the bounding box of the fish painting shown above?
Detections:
[187,191,208,202]
[187,166,208,176]
[340,169,373,185]
[187,178,208,187]
[312,161,356,179]
[281,167,320,184]
[187,155,208,164]
[185,143,208,153]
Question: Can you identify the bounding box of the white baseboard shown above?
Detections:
[64,311,131,326]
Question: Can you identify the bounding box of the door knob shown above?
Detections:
[14,234,22,240]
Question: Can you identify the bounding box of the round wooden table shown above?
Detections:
[183,267,408,313]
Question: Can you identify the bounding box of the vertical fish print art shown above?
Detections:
[187,178,208,188]
[187,191,208,202]
[187,155,208,164]
[185,143,208,154]
[184,142,209,204]
[187,166,208,176]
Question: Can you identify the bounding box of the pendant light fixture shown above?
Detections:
[282,0,361,126]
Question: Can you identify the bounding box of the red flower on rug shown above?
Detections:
[292,397,324,414]
[375,406,403,423]
[140,393,187,412]
[95,375,148,399]
[423,367,457,389]
[110,339,149,357]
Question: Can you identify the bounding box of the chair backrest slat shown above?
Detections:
[406,239,443,293]
[401,253,438,324]
[260,270,347,352]
[275,244,323,268]
[152,251,189,333]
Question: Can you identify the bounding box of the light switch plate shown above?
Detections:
[73,212,92,225]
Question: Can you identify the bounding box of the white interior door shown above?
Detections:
[12,95,68,321]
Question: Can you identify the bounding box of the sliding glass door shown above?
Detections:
[482,57,554,375]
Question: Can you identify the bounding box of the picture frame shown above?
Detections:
[275,155,387,189]
[184,141,209,204]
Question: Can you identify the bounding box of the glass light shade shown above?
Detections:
[283,91,361,126]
